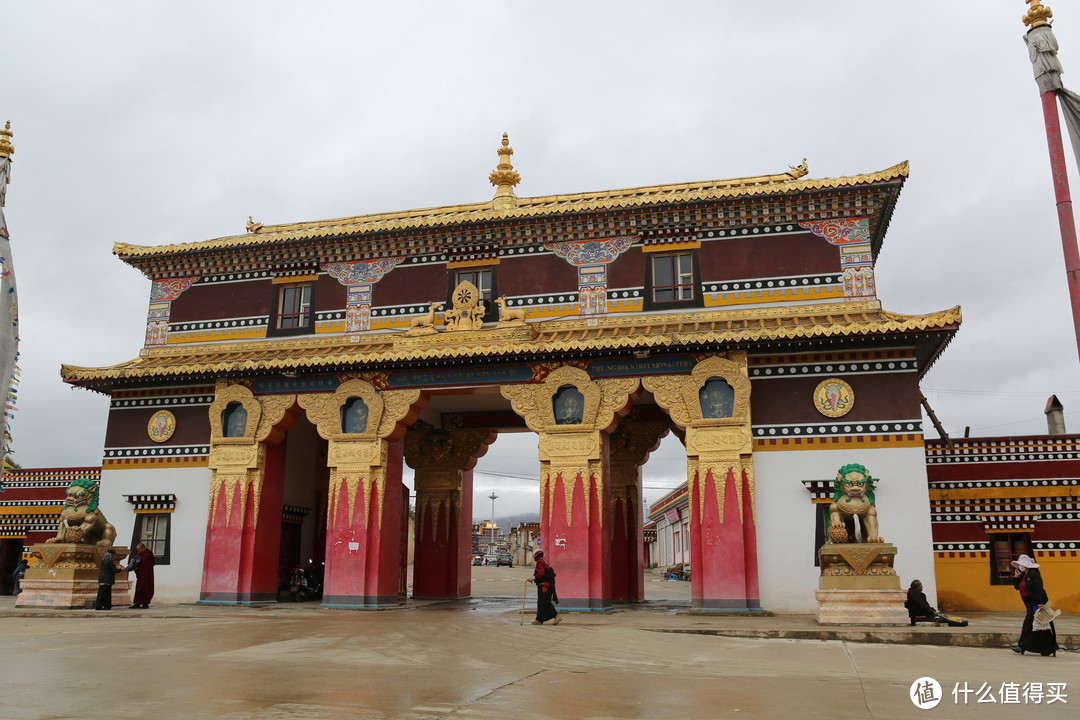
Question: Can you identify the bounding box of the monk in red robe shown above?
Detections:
[126,542,155,609]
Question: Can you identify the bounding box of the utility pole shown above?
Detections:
[488,491,498,556]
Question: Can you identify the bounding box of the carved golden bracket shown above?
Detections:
[297,380,423,528]
[207,382,298,529]
[609,417,669,538]
[643,354,755,524]
[502,366,638,525]
[405,425,496,541]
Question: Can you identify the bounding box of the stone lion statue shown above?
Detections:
[45,478,117,547]
[827,463,883,544]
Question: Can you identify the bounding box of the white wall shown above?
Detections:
[754,447,936,613]
[100,466,212,603]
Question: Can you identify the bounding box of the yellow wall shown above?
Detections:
[935,554,1080,614]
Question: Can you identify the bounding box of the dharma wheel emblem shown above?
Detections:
[814,378,854,418]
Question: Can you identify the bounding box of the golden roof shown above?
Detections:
[112,161,909,259]
[62,300,957,388]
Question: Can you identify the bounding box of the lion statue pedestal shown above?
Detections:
[815,543,907,625]
[16,543,131,609]
[814,463,907,625]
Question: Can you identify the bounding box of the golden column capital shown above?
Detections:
[1024,0,1053,28]
[0,121,13,158]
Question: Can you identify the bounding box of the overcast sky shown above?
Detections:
[5,2,1080,519]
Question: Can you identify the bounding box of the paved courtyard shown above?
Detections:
[2,568,1075,719]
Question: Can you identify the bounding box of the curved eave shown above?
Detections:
[62,300,958,392]
[112,162,910,260]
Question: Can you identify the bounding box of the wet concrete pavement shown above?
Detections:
[1,568,1075,719]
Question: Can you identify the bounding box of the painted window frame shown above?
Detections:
[129,513,172,566]
[268,282,315,337]
[448,266,498,323]
[643,249,702,311]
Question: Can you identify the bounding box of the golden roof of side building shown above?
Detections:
[112,161,910,259]
[61,300,959,389]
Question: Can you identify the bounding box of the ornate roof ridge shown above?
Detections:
[113,161,910,259]
[61,299,957,387]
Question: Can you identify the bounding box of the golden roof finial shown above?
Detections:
[0,122,14,159]
[488,132,521,210]
[1023,0,1053,28]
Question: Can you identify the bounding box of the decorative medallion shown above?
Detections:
[147,410,177,443]
[814,378,854,418]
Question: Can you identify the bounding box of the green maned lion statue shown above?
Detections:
[828,463,883,544]
[45,478,118,547]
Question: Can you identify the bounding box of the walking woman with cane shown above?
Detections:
[526,550,561,625]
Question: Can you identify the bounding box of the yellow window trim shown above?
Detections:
[134,508,176,515]
[641,241,701,253]
[272,274,318,285]
[446,259,500,269]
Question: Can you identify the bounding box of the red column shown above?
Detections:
[542,438,612,611]
[740,468,760,609]
[411,497,450,598]
[1041,90,1080,360]
[609,470,645,603]
[323,439,406,608]
[691,466,749,610]
[200,442,285,603]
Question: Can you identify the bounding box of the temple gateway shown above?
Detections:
[62,137,959,612]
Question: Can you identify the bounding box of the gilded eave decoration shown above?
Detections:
[111,162,909,260]
[62,302,961,388]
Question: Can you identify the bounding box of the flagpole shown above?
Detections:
[1024,1,1080,361]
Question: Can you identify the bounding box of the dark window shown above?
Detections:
[341,396,369,434]
[130,513,171,565]
[643,250,702,311]
[269,282,315,336]
[989,533,1032,585]
[455,269,492,301]
[449,267,498,323]
[814,503,829,566]
[652,252,694,302]
[222,402,248,437]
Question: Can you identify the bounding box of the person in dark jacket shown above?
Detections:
[1010,554,1057,656]
[93,548,123,610]
[11,559,29,595]
[526,550,561,625]
[125,542,155,609]
[904,579,941,625]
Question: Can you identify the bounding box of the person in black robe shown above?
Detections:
[904,579,941,625]
[1010,554,1057,657]
[526,550,561,625]
[93,548,122,610]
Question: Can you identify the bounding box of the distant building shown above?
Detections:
[927,397,1080,613]
[646,485,690,570]
[510,521,539,566]
[0,467,101,594]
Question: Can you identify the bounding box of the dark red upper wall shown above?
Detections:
[171,279,271,322]
[751,370,920,425]
[700,232,838,280]
[163,230,844,325]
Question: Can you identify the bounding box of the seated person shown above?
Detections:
[905,579,941,625]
